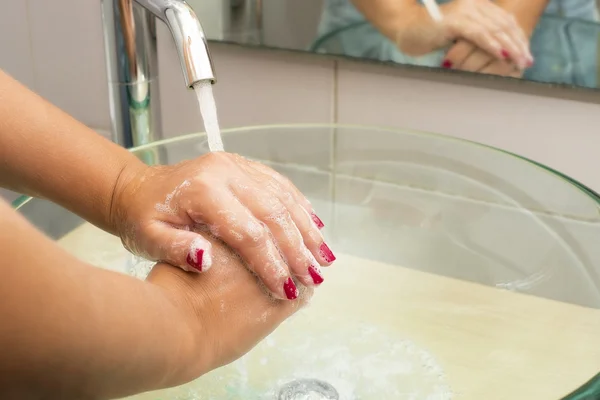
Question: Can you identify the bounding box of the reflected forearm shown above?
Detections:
[0,199,194,399]
[496,0,549,36]
[0,69,146,233]
[349,0,445,55]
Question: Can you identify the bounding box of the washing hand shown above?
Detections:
[396,0,533,69]
[443,39,525,77]
[110,152,333,301]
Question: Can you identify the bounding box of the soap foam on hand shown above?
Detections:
[194,80,225,152]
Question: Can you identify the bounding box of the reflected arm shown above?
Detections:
[495,0,550,36]
[348,0,442,55]
[0,69,146,234]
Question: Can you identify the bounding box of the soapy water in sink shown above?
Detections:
[194,80,224,152]
[123,255,453,400]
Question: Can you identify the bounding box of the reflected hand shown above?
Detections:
[147,235,312,386]
[444,40,525,77]
[437,0,533,70]
[110,152,332,301]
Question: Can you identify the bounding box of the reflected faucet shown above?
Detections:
[101,0,216,148]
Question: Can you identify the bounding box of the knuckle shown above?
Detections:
[257,200,289,221]
[470,26,485,37]
[240,221,269,247]
[192,169,216,187]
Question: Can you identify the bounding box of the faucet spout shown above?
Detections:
[135,0,216,87]
[101,0,215,149]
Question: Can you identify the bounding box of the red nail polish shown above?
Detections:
[501,49,510,59]
[319,243,336,263]
[283,278,298,300]
[441,59,452,69]
[186,249,204,272]
[308,266,324,285]
[311,213,324,229]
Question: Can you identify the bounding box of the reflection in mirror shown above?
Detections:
[196,0,600,89]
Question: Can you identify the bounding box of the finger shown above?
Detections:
[258,198,324,287]
[232,179,327,285]
[234,164,335,267]
[443,40,477,69]
[247,160,325,229]
[459,19,510,63]
[275,190,334,268]
[457,48,494,73]
[203,193,298,301]
[445,13,505,59]
[478,4,532,68]
[479,60,518,77]
[141,222,214,273]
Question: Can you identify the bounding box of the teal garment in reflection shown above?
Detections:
[560,372,600,400]
[316,0,599,88]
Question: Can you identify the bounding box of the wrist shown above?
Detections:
[395,5,448,55]
[108,158,149,237]
[145,279,204,388]
[146,265,213,384]
[495,0,546,37]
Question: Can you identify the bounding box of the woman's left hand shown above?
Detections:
[109,152,331,301]
[444,39,525,77]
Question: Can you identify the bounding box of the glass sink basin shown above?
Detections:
[13,124,600,399]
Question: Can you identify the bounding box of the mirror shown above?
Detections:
[189,0,600,90]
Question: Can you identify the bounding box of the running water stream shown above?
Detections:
[194,80,225,152]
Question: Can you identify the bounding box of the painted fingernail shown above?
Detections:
[308,266,324,285]
[319,243,336,263]
[311,213,325,229]
[441,59,452,69]
[501,49,510,59]
[186,249,205,272]
[283,277,298,300]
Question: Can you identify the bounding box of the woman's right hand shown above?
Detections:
[112,152,332,302]
[437,0,533,69]
[146,233,312,386]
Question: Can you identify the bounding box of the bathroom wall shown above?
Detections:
[1,0,600,197]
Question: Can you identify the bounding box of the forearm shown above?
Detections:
[0,69,146,234]
[495,0,549,36]
[350,0,445,55]
[0,200,195,399]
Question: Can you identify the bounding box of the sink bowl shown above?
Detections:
[14,124,600,399]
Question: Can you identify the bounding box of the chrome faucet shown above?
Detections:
[101,0,216,148]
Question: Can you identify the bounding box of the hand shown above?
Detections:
[402,0,533,69]
[444,40,525,77]
[146,234,312,385]
[111,152,333,301]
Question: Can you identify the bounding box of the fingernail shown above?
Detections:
[527,58,534,67]
[186,249,205,272]
[308,266,324,285]
[441,59,452,69]
[311,213,325,229]
[319,243,336,264]
[501,49,510,59]
[283,277,298,300]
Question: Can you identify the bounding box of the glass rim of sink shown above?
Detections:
[11,122,600,399]
[12,123,600,210]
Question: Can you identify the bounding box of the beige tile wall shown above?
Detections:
[336,62,600,193]
[1,0,600,195]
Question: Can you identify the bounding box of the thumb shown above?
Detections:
[145,225,214,273]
